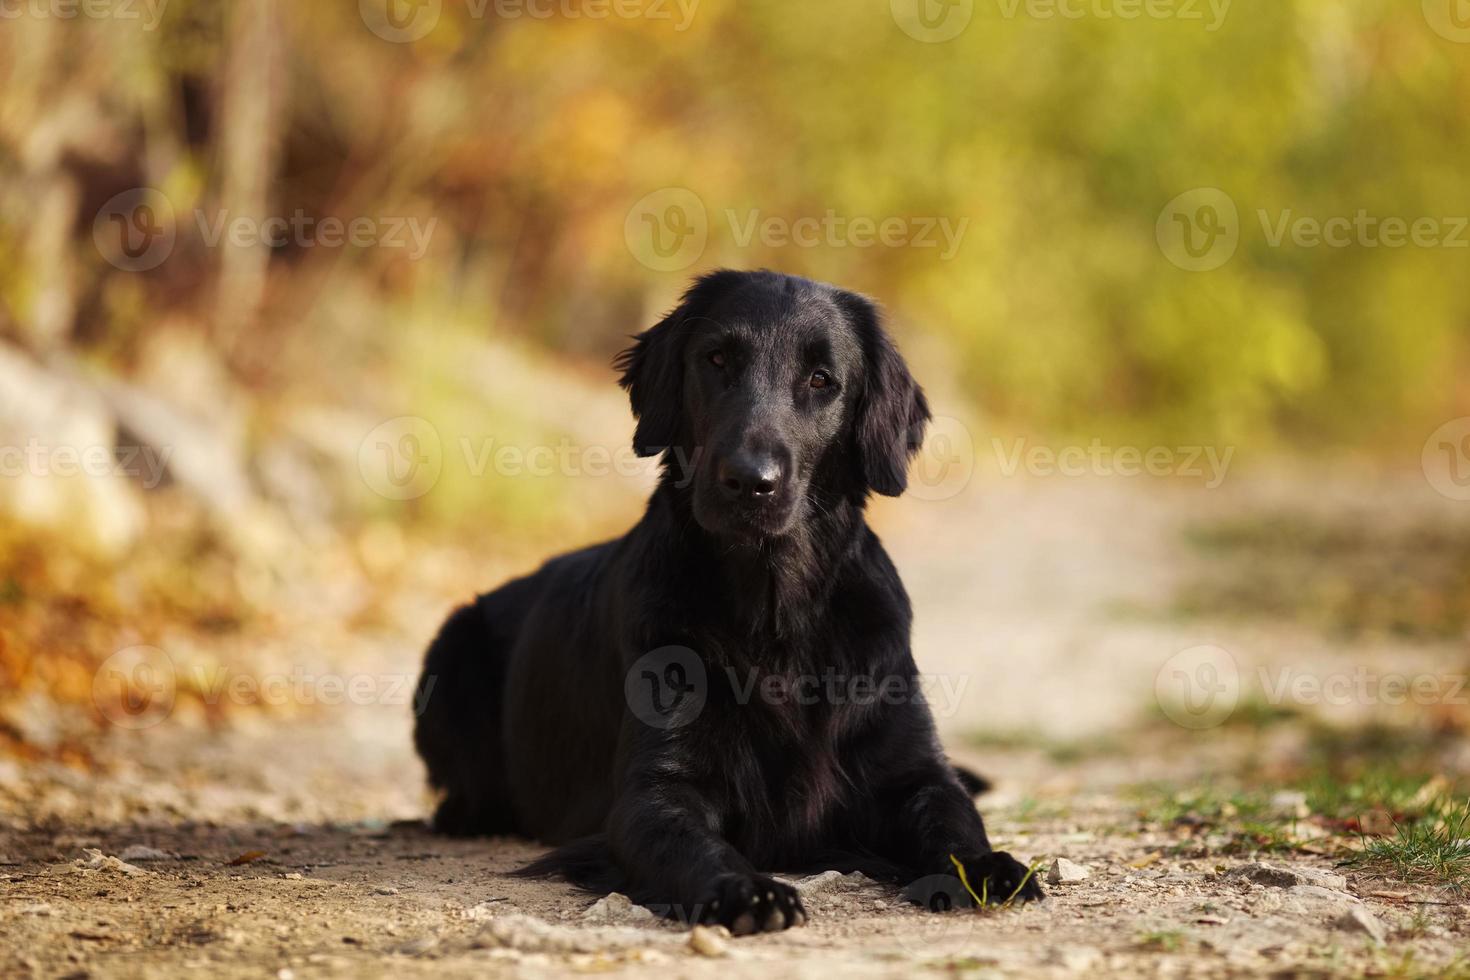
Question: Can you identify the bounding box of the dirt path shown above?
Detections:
[4,719,1466,979]
[4,468,1468,977]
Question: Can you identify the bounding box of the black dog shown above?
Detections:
[413,269,1041,934]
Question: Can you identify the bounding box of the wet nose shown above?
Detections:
[717,452,782,500]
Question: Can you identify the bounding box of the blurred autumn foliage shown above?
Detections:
[1,0,1469,754]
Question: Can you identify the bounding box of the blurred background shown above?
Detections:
[1,0,1468,830]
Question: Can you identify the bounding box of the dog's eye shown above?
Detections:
[708,351,726,369]
[809,370,832,390]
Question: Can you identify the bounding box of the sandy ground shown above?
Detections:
[4,719,1467,979]
[3,468,1468,978]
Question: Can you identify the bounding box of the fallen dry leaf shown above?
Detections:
[227,851,267,866]
[1410,776,1450,808]
[1356,810,1397,837]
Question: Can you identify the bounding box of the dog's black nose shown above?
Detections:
[717,453,781,500]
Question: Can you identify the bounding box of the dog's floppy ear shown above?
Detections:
[615,311,684,457]
[839,290,931,497]
[616,270,743,457]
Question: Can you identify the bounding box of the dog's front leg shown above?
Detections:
[883,762,1045,908]
[607,777,806,934]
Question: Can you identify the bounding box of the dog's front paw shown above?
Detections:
[904,851,1044,910]
[952,851,1044,906]
[697,872,807,935]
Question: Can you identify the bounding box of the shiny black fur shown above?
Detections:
[413,270,1041,934]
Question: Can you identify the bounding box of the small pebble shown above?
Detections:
[689,924,729,958]
[1049,858,1091,884]
[1337,907,1388,945]
[397,936,438,957]
[119,845,172,862]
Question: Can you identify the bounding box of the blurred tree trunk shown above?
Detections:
[16,23,87,352]
[214,0,284,353]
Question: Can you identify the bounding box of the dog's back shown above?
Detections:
[414,542,624,841]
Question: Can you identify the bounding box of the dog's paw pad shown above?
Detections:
[698,873,806,934]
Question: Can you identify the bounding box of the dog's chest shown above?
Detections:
[708,664,871,854]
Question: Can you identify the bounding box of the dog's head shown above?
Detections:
[616,270,930,541]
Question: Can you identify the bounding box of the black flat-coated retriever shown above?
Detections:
[413,269,1042,934]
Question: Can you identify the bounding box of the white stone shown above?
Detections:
[1048,858,1091,884]
[1336,907,1388,944]
[688,925,729,958]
